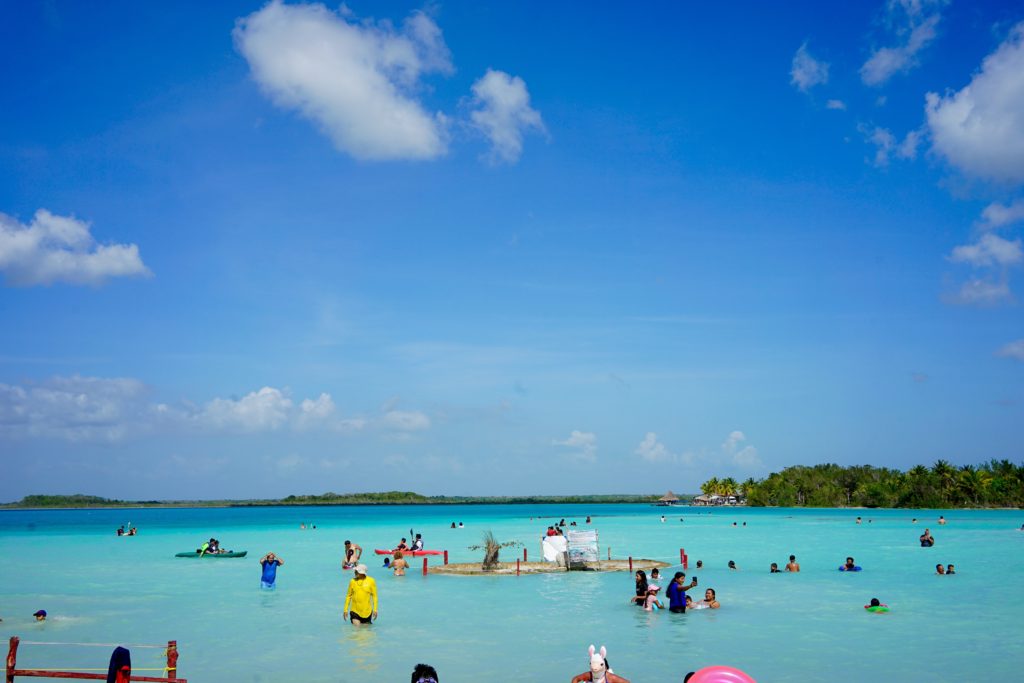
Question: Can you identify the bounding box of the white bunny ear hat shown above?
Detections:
[588,644,608,671]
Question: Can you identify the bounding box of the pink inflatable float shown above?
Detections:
[689,665,756,683]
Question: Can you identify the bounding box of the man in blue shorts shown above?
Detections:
[260,552,284,589]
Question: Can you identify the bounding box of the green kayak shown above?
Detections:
[175,550,248,558]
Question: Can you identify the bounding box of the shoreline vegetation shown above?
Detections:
[0,492,668,509]
[702,460,1024,509]
[5,459,1022,509]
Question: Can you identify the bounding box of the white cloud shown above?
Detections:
[294,392,336,430]
[980,199,1024,230]
[381,409,431,432]
[790,43,829,92]
[553,430,597,461]
[949,233,1023,267]
[0,209,150,287]
[234,1,452,161]
[202,386,293,431]
[861,0,945,86]
[925,23,1024,184]
[634,432,671,462]
[0,377,373,440]
[469,69,545,164]
[0,376,150,441]
[898,129,922,159]
[826,99,847,110]
[861,125,896,166]
[946,278,1012,306]
[997,339,1024,360]
[721,430,763,470]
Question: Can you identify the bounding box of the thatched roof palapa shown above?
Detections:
[658,491,679,502]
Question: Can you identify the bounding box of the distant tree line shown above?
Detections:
[701,460,1024,508]
[5,491,667,508]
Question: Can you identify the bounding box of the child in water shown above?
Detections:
[644,585,663,611]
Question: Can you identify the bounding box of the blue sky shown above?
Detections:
[1,0,1022,501]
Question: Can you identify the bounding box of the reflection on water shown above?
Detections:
[341,625,379,674]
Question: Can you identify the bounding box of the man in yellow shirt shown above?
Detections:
[343,564,378,625]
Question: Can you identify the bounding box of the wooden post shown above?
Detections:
[166,640,178,680]
[523,548,527,562]
[607,547,611,560]
[680,548,685,564]
[422,557,428,575]
[443,550,449,565]
[516,559,520,576]
[628,556,633,572]
[7,637,19,683]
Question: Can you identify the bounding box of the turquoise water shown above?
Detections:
[2,505,1023,682]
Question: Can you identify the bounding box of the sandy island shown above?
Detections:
[427,558,669,575]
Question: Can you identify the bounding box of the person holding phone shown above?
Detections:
[666,571,698,613]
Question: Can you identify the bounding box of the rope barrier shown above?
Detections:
[17,641,167,649]
[24,668,168,672]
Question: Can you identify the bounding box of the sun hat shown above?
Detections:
[648,584,660,592]
[33,610,46,617]
[354,564,368,575]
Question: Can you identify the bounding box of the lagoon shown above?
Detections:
[2,504,1022,681]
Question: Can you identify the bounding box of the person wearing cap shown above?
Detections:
[343,564,378,625]
[33,610,47,621]
[643,585,663,611]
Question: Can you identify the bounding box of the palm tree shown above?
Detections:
[718,477,738,497]
[932,460,956,502]
[701,478,720,496]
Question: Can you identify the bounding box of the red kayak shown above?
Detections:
[374,548,443,556]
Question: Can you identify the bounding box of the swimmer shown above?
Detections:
[695,560,703,569]
[701,588,721,608]
[770,562,781,573]
[661,516,666,523]
[864,597,888,612]
[631,570,648,607]
[946,564,956,575]
[785,554,800,572]
[458,522,464,528]
[33,610,46,621]
[938,516,947,525]
[920,528,935,547]
[840,556,859,571]
[411,663,439,683]
[728,560,738,570]
[392,550,408,576]
[644,585,663,611]
[935,563,945,575]
[650,568,661,582]
[856,516,862,524]
[383,557,391,569]
[586,516,592,524]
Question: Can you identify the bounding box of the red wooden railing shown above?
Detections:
[7,637,187,683]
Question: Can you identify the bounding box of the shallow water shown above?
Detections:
[2,505,1022,681]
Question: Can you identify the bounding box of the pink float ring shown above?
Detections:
[689,665,756,683]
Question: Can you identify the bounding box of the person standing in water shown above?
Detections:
[343,564,378,625]
[785,554,800,572]
[260,552,284,589]
[666,572,698,613]
[342,540,362,569]
[391,550,409,576]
